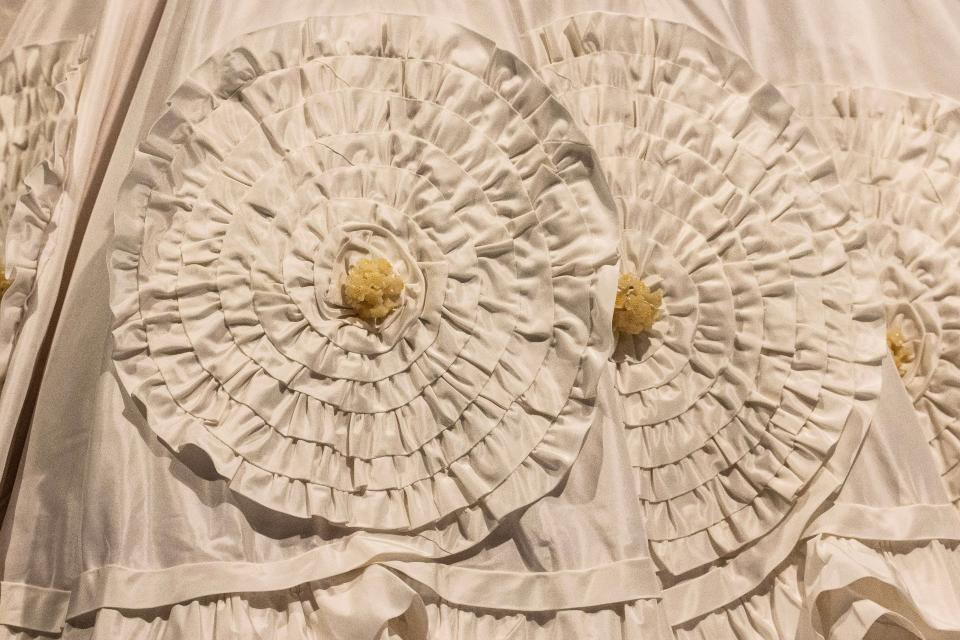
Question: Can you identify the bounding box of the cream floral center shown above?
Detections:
[342,257,404,323]
[0,264,9,300]
[613,273,662,335]
[886,322,915,376]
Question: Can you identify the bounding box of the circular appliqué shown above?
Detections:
[111,14,618,532]
[785,84,960,510]
[523,12,885,589]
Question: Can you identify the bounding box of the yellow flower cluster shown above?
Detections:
[886,323,915,376]
[343,257,404,323]
[613,273,662,335]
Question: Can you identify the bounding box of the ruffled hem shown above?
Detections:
[671,557,804,640]
[518,10,884,602]
[673,532,960,639]
[109,12,619,538]
[0,415,658,632]
[0,35,91,384]
[804,536,960,639]
[782,84,960,511]
[37,595,671,640]
[6,533,960,639]
[0,559,670,638]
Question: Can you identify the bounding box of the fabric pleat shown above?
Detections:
[671,537,960,640]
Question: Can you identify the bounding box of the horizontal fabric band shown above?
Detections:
[385,556,663,612]
[65,535,437,624]
[804,502,960,543]
[51,547,662,631]
[0,580,70,633]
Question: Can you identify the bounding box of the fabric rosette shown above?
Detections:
[784,84,960,512]
[521,11,885,626]
[110,13,619,542]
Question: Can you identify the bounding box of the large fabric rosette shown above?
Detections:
[784,85,960,512]
[521,11,886,628]
[110,13,619,543]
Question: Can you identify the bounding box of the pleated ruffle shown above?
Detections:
[783,85,960,512]
[519,11,885,623]
[0,35,91,383]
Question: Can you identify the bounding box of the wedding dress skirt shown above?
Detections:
[0,2,958,638]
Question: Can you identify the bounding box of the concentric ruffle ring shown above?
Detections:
[522,12,885,621]
[784,85,960,511]
[110,14,619,535]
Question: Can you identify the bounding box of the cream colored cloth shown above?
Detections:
[1,2,960,639]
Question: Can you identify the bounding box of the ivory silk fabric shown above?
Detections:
[0,1,959,639]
